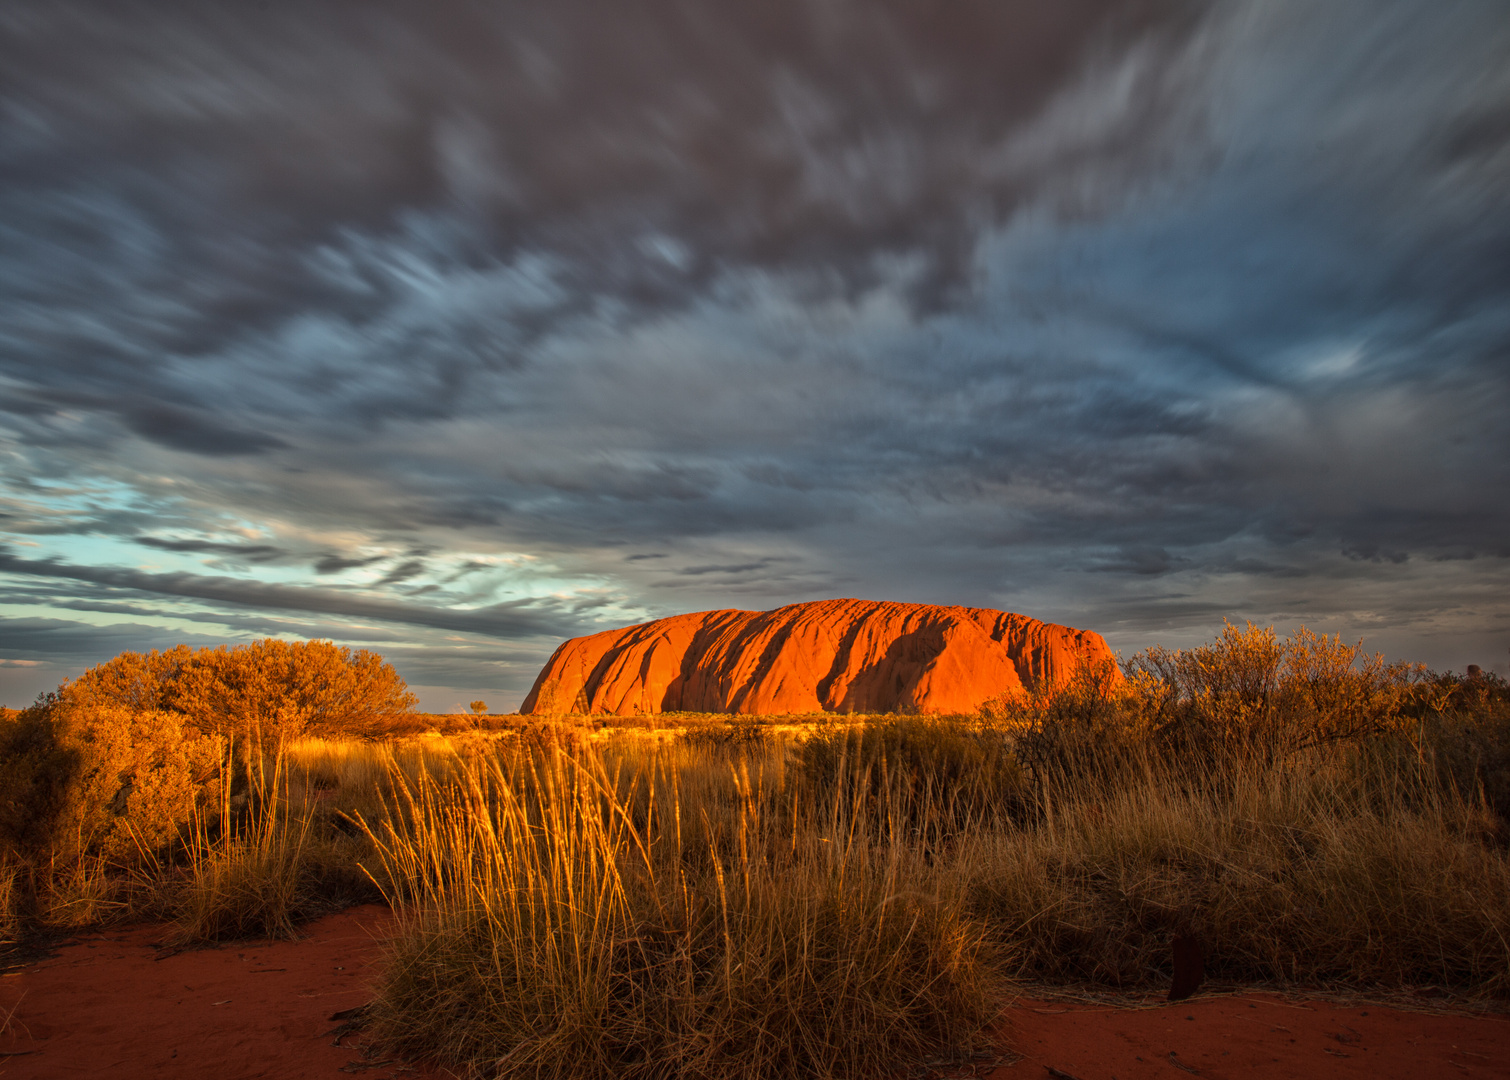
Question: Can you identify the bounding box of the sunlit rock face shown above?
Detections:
[520,598,1116,715]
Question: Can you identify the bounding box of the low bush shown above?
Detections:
[49,703,226,866]
[982,654,1143,790]
[1407,670,1510,821]
[0,700,383,939]
[0,698,227,927]
[62,638,418,742]
[0,700,78,866]
[1124,622,1418,761]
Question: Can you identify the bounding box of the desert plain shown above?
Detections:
[3,603,1508,1078]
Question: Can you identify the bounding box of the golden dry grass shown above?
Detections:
[355,738,994,1079]
[957,744,1510,991]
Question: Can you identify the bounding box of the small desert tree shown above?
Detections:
[63,639,418,743]
[469,700,488,716]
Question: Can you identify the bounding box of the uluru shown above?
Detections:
[520,598,1117,716]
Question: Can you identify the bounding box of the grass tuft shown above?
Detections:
[359,740,996,1080]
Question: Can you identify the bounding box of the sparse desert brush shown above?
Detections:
[1124,621,1419,761]
[981,654,1149,789]
[1404,670,1510,820]
[0,856,22,938]
[167,742,385,944]
[948,625,1510,996]
[359,740,996,1080]
[675,713,773,753]
[981,623,1438,793]
[284,736,389,793]
[955,741,1510,993]
[4,617,1509,1061]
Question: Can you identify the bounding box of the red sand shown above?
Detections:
[0,905,424,1080]
[2,907,1506,1080]
[989,993,1510,1080]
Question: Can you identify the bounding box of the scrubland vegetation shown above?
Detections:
[2,625,1508,1078]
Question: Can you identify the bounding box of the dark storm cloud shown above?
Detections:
[676,561,784,577]
[2,0,1509,703]
[121,402,285,456]
[8,592,321,635]
[1088,547,1183,576]
[375,559,427,587]
[0,574,541,651]
[0,0,1189,426]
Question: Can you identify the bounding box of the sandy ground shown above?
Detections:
[2,907,1506,1080]
[989,993,1510,1080]
[0,905,423,1080]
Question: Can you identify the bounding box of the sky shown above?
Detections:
[2,0,1507,712]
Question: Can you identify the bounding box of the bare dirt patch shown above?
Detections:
[983,991,1510,1080]
[0,905,435,1080]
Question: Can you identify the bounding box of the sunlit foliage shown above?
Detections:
[62,638,417,742]
[49,704,226,865]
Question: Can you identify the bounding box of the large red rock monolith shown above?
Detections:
[519,598,1115,715]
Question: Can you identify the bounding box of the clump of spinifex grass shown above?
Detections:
[167,747,312,943]
[163,742,381,944]
[358,739,996,1080]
